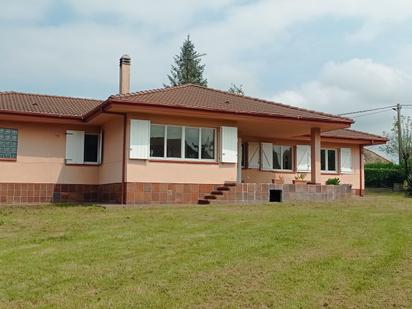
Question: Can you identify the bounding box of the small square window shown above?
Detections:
[0,128,18,159]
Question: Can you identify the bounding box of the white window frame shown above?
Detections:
[149,124,217,162]
[321,148,337,173]
[272,145,293,171]
[83,132,101,165]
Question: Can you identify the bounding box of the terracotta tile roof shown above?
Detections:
[322,129,388,143]
[0,91,102,119]
[108,84,353,124]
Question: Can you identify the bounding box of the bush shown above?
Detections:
[365,167,404,188]
[364,162,397,169]
[326,178,340,185]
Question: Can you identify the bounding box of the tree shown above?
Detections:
[383,115,412,194]
[228,83,244,95]
[167,35,207,87]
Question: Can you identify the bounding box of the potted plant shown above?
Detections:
[326,177,340,185]
[293,173,307,185]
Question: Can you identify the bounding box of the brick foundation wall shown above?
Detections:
[126,183,219,204]
[0,182,353,205]
[0,183,122,205]
[202,183,353,204]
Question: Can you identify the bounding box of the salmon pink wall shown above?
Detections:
[0,121,99,184]
[98,116,123,184]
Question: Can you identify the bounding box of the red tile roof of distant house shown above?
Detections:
[107,84,354,124]
[321,129,388,142]
[0,91,102,119]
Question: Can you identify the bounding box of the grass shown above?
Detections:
[1,193,412,308]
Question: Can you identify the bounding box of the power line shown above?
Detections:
[351,109,392,119]
[338,105,395,116]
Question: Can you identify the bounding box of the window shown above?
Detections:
[201,128,215,160]
[185,127,199,159]
[65,130,101,165]
[273,145,292,170]
[0,128,18,159]
[167,126,182,158]
[149,124,216,160]
[321,149,337,172]
[150,125,165,157]
[84,134,99,163]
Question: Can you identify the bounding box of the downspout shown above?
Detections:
[121,113,127,204]
[359,144,364,197]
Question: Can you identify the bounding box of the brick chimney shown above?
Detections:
[119,54,131,94]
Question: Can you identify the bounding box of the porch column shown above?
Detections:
[310,127,321,184]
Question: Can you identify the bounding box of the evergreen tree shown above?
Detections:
[228,83,244,95]
[167,35,207,87]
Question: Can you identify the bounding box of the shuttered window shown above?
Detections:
[273,145,293,171]
[66,130,101,165]
[321,149,337,172]
[340,148,352,173]
[247,142,260,168]
[261,143,273,171]
[130,119,150,159]
[296,145,311,172]
[220,126,238,163]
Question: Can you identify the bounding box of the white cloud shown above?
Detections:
[2,0,412,103]
[272,58,412,135]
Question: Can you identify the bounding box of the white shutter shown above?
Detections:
[297,145,311,172]
[261,143,273,171]
[65,130,84,164]
[130,119,150,159]
[221,126,238,163]
[248,142,260,169]
[340,148,352,173]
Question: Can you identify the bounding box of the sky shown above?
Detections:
[2,0,412,143]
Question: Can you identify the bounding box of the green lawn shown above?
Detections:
[1,193,412,308]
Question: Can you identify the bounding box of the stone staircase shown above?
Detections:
[198,182,237,205]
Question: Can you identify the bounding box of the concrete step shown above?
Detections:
[224,181,237,187]
[198,199,210,205]
[204,195,217,200]
[217,186,230,191]
[211,190,224,195]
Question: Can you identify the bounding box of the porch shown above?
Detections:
[198,182,352,205]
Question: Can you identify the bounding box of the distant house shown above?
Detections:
[0,55,387,205]
[364,148,392,164]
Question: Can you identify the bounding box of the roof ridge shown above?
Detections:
[0,91,103,103]
[187,84,354,123]
[109,84,191,98]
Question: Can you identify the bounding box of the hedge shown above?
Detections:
[365,166,405,188]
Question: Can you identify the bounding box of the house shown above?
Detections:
[0,55,387,205]
[364,148,392,165]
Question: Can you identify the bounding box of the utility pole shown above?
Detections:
[396,103,403,165]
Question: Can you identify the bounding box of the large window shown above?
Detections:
[0,128,18,159]
[150,124,215,160]
[321,149,337,172]
[273,145,292,170]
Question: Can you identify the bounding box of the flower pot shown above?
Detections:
[293,179,307,185]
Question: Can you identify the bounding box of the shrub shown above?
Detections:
[326,178,340,185]
[365,167,405,188]
[364,162,397,169]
